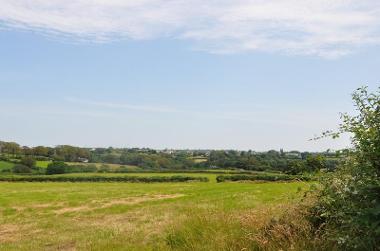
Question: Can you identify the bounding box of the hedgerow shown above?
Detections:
[309,87,380,250]
[0,175,209,183]
[216,174,311,182]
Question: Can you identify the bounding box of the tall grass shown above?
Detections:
[165,201,325,251]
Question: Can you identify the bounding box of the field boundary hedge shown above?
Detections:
[0,175,209,183]
[113,169,281,175]
[216,174,311,183]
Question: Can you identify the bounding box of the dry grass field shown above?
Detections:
[0,176,310,250]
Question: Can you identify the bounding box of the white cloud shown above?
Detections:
[1,0,380,57]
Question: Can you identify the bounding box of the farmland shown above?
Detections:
[0,177,309,250]
[1,2,379,248]
[0,161,14,172]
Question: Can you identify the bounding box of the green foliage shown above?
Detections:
[203,150,337,173]
[65,164,97,173]
[46,162,97,174]
[46,161,68,175]
[0,160,14,171]
[311,86,380,250]
[54,145,90,162]
[286,160,306,175]
[0,175,209,183]
[216,174,311,182]
[305,155,326,172]
[119,152,193,169]
[0,142,20,156]
[98,164,112,173]
[12,164,32,173]
[1,139,339,173]
[20,156,36,168]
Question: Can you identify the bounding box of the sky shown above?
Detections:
[1,0,380,151]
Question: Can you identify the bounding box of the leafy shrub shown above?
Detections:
[12,164,32,173]
[310,87,380,250]
[310,163,379,250]
[20,156,36,168]
[0,155,10,162]
[46,161,67,175]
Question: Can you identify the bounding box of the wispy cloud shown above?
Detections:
[64,97,333,127]
[1,1,380,57]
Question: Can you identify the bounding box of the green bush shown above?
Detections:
[20,156,36,168]
[46,161,67,175]
[310,87,380,250]
[0,155,10,162]
[12,164,32,173]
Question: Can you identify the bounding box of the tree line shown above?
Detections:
[0,141,340,174]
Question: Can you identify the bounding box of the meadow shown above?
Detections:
[0,160,51,171]
[0,161,14,172]
[0,176,310,250]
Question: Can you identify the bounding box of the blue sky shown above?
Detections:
[1,1,380,151]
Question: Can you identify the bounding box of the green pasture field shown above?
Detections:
[35,161,52,168]
[0,161,14,171]
[0,174,311,250]
[1,160,50,170]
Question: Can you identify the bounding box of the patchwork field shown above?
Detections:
[0,160,52,171]
[0,176,310,250]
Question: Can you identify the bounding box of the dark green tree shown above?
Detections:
[46,161,67,175]
[13,164,32,173]
[20,156,36,168]
[305,155,325,172]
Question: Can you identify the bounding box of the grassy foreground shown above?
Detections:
[0,178,310,250]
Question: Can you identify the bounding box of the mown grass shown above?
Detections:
[0,176,311,250]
